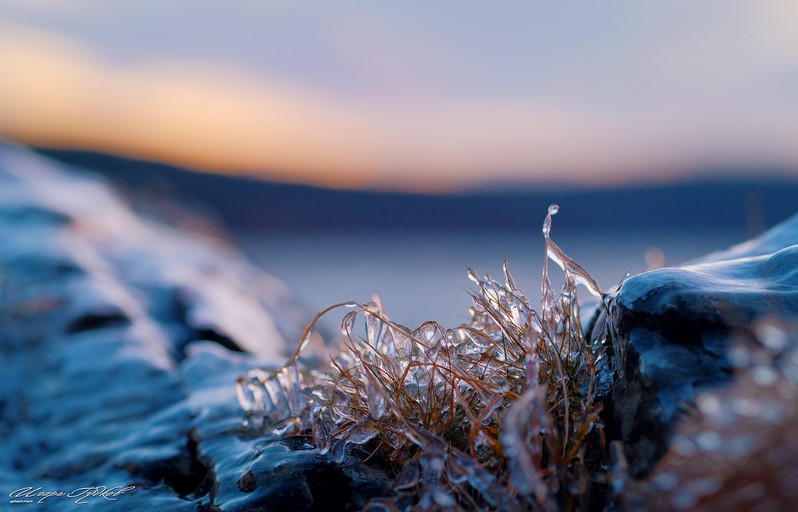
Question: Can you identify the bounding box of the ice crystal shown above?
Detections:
[237,205,613,510]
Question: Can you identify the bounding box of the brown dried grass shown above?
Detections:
[237,205,617,511]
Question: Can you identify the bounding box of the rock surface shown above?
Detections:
[637,322,798,510]
[4,138,798,510]
[0,142,389,511]
[601,211,798,477]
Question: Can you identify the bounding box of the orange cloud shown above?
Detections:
[0,26,386,188]
[0,24,796,192]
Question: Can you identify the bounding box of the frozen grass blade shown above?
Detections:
[237,205,615,510]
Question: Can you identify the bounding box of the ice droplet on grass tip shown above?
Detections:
[394,460,421,490]
[236,375,259,413]
[236,369,273,417]
[393,328,415,359]
[467,267,480,285]
[346,423,379,445]
[408,363,432,390]
[268,416,300,437]
[542,203,559,239]
[462,328,493,350]
[412,322,439,344]
[433,489,455,507]
[510,302,527,326]
[367,378,388,419]
[365,310,382,346]
[298,327,315,353]
[547,238,603,298]
[342,310,358,338]
[331,439,347,463]
[313,417,331,454]
[380,328,396,356]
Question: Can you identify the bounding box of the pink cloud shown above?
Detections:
[0,21,796,192]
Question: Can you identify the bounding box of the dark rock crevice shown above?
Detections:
[159,428,214,498]
[65,310,131,334]
[191,328,246,354]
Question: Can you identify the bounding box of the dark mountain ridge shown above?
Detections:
[35,148,798,234]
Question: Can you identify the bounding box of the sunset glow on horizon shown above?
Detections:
[1,2,797,192]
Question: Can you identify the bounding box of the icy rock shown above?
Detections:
[600,211,798,477]
[0,141,389,511]
[637,330,798,511]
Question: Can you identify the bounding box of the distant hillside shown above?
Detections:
[36,148,798,234]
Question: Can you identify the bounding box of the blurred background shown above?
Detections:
[1,1,797,328]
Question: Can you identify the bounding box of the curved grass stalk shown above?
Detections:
[237,204,618,511]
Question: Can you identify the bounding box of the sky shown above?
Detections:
[1,1,797,192]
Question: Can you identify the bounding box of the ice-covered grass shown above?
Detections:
[237,205,618,511]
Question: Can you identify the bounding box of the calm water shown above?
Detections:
[238,227,748,333]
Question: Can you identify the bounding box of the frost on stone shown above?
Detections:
[237,205,614,510]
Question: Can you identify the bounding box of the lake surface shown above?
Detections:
[237,227,748,334]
